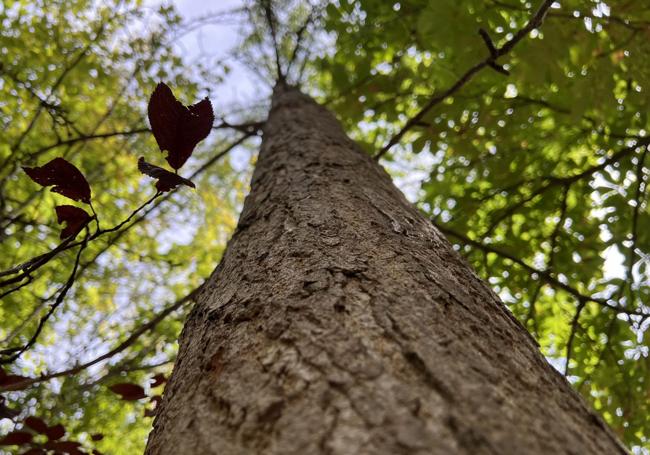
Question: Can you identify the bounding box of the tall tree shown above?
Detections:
[146,83,625,454]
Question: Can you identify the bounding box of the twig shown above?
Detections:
[433,220,650,319]
[0,230,89,364]
[286,8,316,80]
[622,146,648,306]
[565,298,587,376]
[25,129,150,160]
[481,137,650,236]
[0,285,200,391]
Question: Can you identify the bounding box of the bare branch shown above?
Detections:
[261,0,285,83]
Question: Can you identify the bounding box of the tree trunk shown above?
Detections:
[145,85,625,455]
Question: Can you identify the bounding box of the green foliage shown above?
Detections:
[319,0,650,449]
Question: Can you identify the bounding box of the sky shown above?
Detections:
[171,0,259,108]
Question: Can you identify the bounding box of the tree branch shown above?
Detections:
[0,132,254,293]
[374,0,555,159]
[565,298,587,376]
[433,220,650,319]
[0,285,201,391]
[262,0,285,83]
[0,230,89,364]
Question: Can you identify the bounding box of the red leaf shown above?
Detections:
[149,373,167,388]
[147,82,214,170]
[24,416,48,434]
[44,440,83,454]
[90,433,103,441]
[137,157,195,192]
[23,158,91,203]
[0,430,32,445]
[108,383,147,401]
[44,423,65,441]
[55,205,91,239]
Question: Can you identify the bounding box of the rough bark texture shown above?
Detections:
[146,85,626,454]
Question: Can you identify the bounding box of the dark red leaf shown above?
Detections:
[44,440,83,454]
[149,373,167,388]
[147,82,214,170]
[23,158,91,203]
[108,383,146,401]
[90,433,103,442]
[24,416,48,434]
[92,450,104,455]
[137,157,195,192]
[0,430,33,445]
[55,205,91,239]
[44,424,65,441]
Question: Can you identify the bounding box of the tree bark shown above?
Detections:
[145,85,625,454]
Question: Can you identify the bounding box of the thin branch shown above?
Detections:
[0,131,253,293]
[481,137,650,236]
[0,195,160,291]
[565,298,587,376]
[25,129,150,160]
[286,8,316,79]
[2,20,108,168]
[0,132,253,354]
[623,146,648,306]
[213,120,265,135]
[433,220,650,319]
[0,230,89,364]
[0,285,200,391]
[374,0,555,159]
[262,0,285,83]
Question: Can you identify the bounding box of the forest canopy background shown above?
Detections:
[0,0,648,453]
